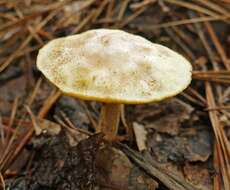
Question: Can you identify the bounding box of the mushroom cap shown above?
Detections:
[37,29,192,104]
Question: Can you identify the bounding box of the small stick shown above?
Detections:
[204,21,230,70]
[130,0,156,10]
[164,0,221,17]
[71,11,96,34]
[26,77,42,107]
[205,106,230,111]
[186,87,207,105]
[117,0,130,21]
[92,0,109,22]
[118,6,147,28]
[181,92,206,107]
[79,102,98,130]
[37,89,62,119]
[135,15,229,30]
[0,172,5,190]
[5,97,19,142]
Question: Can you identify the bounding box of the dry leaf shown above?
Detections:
[96,146,158,190]
[147,126,212,163]
[36,118,61,136]
[133,122,147,151]
[135,98,194,136]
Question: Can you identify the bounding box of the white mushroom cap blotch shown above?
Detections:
[37,29,192,104]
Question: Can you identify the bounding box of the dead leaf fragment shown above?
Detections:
[135,98,194,136]
[26,106,61,136]
[147,127,212,163]
[133,122,147,151]
[36,118,61,136]
[64,127,88,147]
[96,146,158,190]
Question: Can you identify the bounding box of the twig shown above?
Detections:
[163,0,223,17]
[79,101,98,130]
[205,105,230,111]
[186,87,207,105]
[71,10,96,34]
[181,92,206,107]
[194,0,230,17]
[26,77,43,107]
[5,97,19,142]
[117,6,148,28]
[0,117,4,145]
[134,15,230,30]
[130,0,157,10]
[191,11,230,190]
[193,70,230,75]
[117,0,130,21]
[37,89,62,118]
[164,27,195,60]
[59,112,92,136]
[204,21,230,70]
[0,172,5,190]
[117,143,197,190]
[0,7,63,72]
[193,77,230,84]
[92,0,109,22]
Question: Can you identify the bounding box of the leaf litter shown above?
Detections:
[0,0,230,190]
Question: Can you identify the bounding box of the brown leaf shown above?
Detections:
[35,118,61,136]
[95,146,158,190]
[135,98,194,136]
[147,126,212,163]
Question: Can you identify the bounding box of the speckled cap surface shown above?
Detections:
[37,29,192,104]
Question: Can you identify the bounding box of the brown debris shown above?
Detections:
[147,126,212,163]
[135,98,194,136]
[183,162,212,190]
[96,146,158,190]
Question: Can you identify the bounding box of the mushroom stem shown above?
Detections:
[98,103,122,141]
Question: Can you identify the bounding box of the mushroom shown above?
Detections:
[36,29,192,141]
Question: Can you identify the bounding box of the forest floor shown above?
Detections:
[0,0,230,190]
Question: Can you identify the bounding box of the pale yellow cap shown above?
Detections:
[37,29,192,104]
